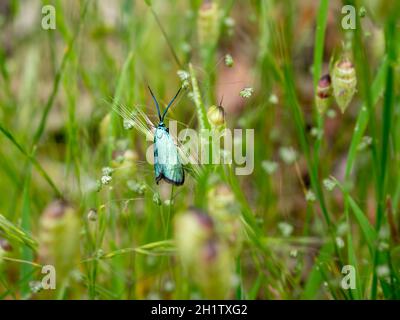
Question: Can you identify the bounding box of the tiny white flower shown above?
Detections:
[357,136,372,151]
[177,70,190,81]
[279,147,298,165]
[127,180,146,195]
[268,94,279,105]
[378,241,389,251]
[305,190,316,202]
[29,281,42,293]
[102,167,114,176]
[123,119,134,130]
[101,175,112,185]
[180,42,191,54]
[182,80,190,89]
[224,54,234,67]
[326,109,337,119]
[239,87,254,98]
[261,160,278,175]
[164,199,174,207]
[278,222,293,237]
[224,17,235,28]
[376,265,390,278]
[164,281,175,292]
[290,249,298,258]
[336,222,348,236]
[335,237,345,248]
[311,127,323,139]
[323,178,336,191]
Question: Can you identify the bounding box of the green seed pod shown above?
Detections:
[39,200,80,286]
[207,104,225,127]
[197,0,219,48]
[332,58,357,113]
[315,74,333,114]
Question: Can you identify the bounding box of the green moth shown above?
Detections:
[148,86,185,186]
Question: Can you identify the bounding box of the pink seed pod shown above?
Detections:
[0,238,12,252]
[316,74,333,114]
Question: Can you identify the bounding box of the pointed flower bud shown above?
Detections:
[207,104,225,127]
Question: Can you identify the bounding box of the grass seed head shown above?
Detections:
[332,58,357,113]
[174,207,233,298]
[175,208,214,263]
[197,0,220,48]
[39,200,81,285]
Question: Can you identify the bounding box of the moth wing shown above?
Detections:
[154,128,184,186]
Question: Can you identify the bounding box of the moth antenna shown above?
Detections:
[219,95,224,106]
[148,85,162,121]
[162,87,182,121]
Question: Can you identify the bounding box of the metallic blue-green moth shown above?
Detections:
[148,86,184,186]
